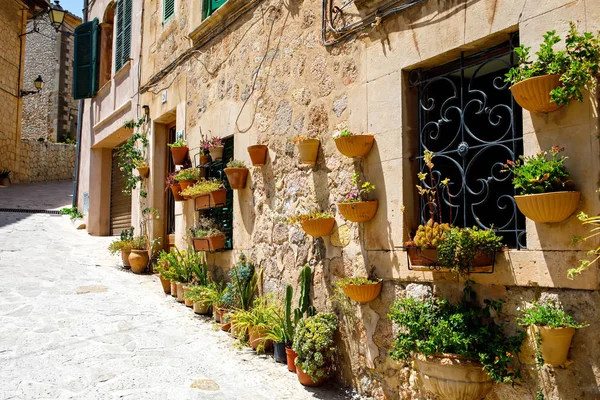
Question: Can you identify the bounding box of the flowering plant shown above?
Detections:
[332,128,352,139]
[199,136,211,155]
[340,173,375,203]
[165,171,177,190]
[174,168,203,182]
[209,136,224,148]
[502,146,572,195]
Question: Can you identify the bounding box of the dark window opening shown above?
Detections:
[166,126,176,235]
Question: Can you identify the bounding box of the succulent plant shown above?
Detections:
[413,219,450,249]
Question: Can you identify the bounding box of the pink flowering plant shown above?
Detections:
[209,136,224,148]
[199,136,211,155]
[341,173,375,203]
[502,146,573,195]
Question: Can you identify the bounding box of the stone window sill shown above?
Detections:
[113,60,132,80]
[188,0,249,43]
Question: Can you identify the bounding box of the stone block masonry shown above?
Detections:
[18,140,75,183]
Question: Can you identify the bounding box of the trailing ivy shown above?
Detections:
[117,117,149,197]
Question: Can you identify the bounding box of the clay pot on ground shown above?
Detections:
[170,281,178,297]
[295,138,320,165]
[192,234,225,252]
[178,179,196,192]
[334,135,374,158]
[194,188,227,209]
[530,325,576,366]
[121,249,131,269]
[300,217,335,237]
[128,250,149,274]
[248,326,272,351]
[338,200,378,222]
[221,321,231,332]
[214,308,224,323]
[274,342,287,364]
[247,145,268,166]
[224,167,249,189]
[285,347,298,372]
[159,275,171,294]
[0,177,10,186]
[176,282,185,303]
[183,286,193,307]
[341,281,382,303]
[296,365,326,387]
[514,191,580,223]
[137,166,149,178]
[193,301,210,314]
[170,184,185,201]
[510,74,563,113]
[414,354,493,400]
[210,146,224,160]
[170,146,189,165]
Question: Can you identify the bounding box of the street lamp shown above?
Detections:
[20,75,44,97]
[48,1,67,31]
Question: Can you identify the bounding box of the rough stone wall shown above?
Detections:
[140,0,600,399]
[18,140,75,183]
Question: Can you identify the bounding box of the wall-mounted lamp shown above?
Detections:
[20,75,44,97]
[48,1,67,32]
[142,105,150,117]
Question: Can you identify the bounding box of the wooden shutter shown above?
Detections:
[73,18,100,99]
[110,149,132,236]
[115,0,132,72]
[204,0,227,18]
[164,0,175,22]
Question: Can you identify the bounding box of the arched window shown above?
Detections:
[99,3,114,87]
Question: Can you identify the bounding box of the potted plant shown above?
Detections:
[247,144,268,166]
[338,173,377,222]
[286,210,335,237]
[170,249,195,303]
[180,178,226,209]
[135,159,149,178]
[293,313,337,386]
[505,22,600,113]
[168,138,188,165]
[518,301,586,366]
[154,251,172,294]
[108,227,134,268]
[189,217,225,252]
[174,168,202,192]
[336,277,382,303]
[332,128,374,158]
[389,282,525,400]
[0,169,11,186]
[293,135,320,165]
[209,136,224,160]
[503,146,580,223]
[224,160,249,189]
[185,285,211,314]
[198,135,212,165]
[165,172,184,202]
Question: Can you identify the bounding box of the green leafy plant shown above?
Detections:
[107,238,132,255]
[59,207,83,220]
[231,295,279,352]
[340,173,376,203]
[518,301,586,329]
[502,146,572,195]
[180,178,224,197]
[174,168,203,182]
[184,285,211,305]
[168,138,187,147]
[569,211,600,279]
[117,118,148,197]
[332,128,352,138]
[335,277,380,287]
[285,210,334,225]
[203,281,229,309]
[226,254,263,311]
[226,159,247,168]
[388,281,525,384]
[293,313,338,382]
[188,216,223,238]
[505,22,600,106]
[129,235,148,250]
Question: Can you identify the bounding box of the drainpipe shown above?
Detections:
[72,0,89,208]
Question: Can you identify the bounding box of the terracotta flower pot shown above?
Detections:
[300,217,335,237]
[510,74,563,114]
[531,325,576,366]
[248,326,273,350]
[170,146,188,165]
[210,146,224,160]
[342,281,382,303]
[215,308,224,323]
[137,166,149,178]
[192,234,225,252]
[170,281,178,297]
[170,184,185,201]
[159,275,171,294]
[414,355,493,400]
[183,286,193,307]
[128,250,149,274]
[334,135,374,158]
[193,301,210,314]
[200,155,211,165]
[194,188,227,209]
[178,180,195,192]
[221,321,231,332]
[224,168,248,189]
[285,347,298,372]
[0,177,10,186]
[406,247,495,272]
[514,191,580,223]
[176,282,185,303]
[295,138,320,165]
[338,200,378,222]
[248,145,268,166]
[121,249,131,268]
[296,365,327,387]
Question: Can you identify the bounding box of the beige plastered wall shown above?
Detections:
[139,0,600,398]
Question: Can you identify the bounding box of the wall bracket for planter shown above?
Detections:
[194,189,227,211]
[398,246,497,274]
[192,235,226,252]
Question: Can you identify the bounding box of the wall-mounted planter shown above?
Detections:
[414,355,493,400]
[334,135,374,158]
[342,281,382,303]
[248,145,268,166]
[338,200,378,222]
[178,179,196,192]
[192,234,225,252]
[137,166,149,178]
[406,247,495,273]
[224,167,249,189]
[300,217,335,237]
[170,184,185,201]
[194,188,227,210]
[170,146,189,165]
[200,155,211,165]
[510,74,562,113]
[210,146,224,160]
[514,191,580,223]
[128,249,148,274]
[296,138,320,165]
[530,325,575,366]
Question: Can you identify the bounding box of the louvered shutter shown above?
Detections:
[204,0,227,18]
[73,18,100,99]
[164,0,175,22]
[115,0,132,72]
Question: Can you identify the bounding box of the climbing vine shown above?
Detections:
[117,117,149,197]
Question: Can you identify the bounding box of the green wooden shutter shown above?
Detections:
[164,0,175,22]
[115,0,132,72]
[73,18,100,99]
[204,0,227,18]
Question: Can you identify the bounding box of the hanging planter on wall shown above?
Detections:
[192,234,225,252]
[194,188,227,210]
[338,200,378,222]
[293,137,320,165]
[169,184,185,201]
[137,165,149,178]
[247,145,268,166]
[510,75,563,113]
[224,160,249,189]
[300,217,335,237]
[514,191,580,223]
[169,145,189,165]
[334,133,374,158]
[339,278,382,303]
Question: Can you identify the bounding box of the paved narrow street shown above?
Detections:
[0,182,358,400]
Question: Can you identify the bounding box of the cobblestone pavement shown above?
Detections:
[0,180,73,210]
[0,185,361,400]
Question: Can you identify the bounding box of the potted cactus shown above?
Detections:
[293,135,320,165]
[168,138,188,165]
[247,144,268,166]
[336,277,382,303]
[224,159,249,189]
[286,210,335,237]
[332,128,374,158]
[338,173,377,222]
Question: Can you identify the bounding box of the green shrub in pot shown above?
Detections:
[292,313,338,383]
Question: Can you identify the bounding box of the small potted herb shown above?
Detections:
[389,282,525,400]
[338,173,377,222]
[154,251,174,294]
[505,22,600,113]
[0,169,11,186]
[128,235,149,274]
[188,217,225,252]
[180,178,226,209]
[332,128,374,158]
[293,313,337,386]
[174,168,203,192]
[247,143,268,166]
[336,277,382,303]
[209,136,224,160]
[503,146,580,223]
[518,301,586,367]
[286,210,335,237]
[168,138,188,165]
[224,159,249,189]
[165,172,184,201]
[293,135,320,165]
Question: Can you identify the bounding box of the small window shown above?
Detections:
[164,0,175,23]
[115,0,132,72]
[203,0,227,19]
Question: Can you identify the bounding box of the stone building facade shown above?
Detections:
[78,0,600,398]
[21,13,81,143]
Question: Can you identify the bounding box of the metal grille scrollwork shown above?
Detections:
[410,35,526,248]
